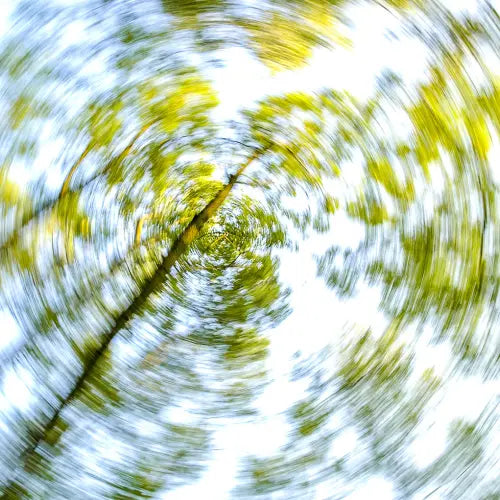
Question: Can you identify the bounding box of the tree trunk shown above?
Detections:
[1,151,260,498]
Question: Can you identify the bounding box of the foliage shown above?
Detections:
[0,0,498,498]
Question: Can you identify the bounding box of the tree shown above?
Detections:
[0,0,498,498]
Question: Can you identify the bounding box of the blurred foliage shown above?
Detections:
[236,328,498,499]
[0,0,499,498]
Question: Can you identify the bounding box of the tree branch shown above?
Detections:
[0,123,154,255]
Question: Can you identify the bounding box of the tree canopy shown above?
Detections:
[0,0,499,498]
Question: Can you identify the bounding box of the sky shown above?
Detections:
[0,0,499,499]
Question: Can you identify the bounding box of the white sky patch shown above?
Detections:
[0,2,14,38]
[330,427,359,460]
[216,417,289,459]
[135,418,163,438]
[413,339,453,380]
[254,367,307,415]
[446,0,480,15]
[0,310,21,353]
[0,366,33,413]
[438,376,500,423]
[345,475,395,500]
[162,403,200,426]
[169,462,236,499]
[410,421,449,469]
